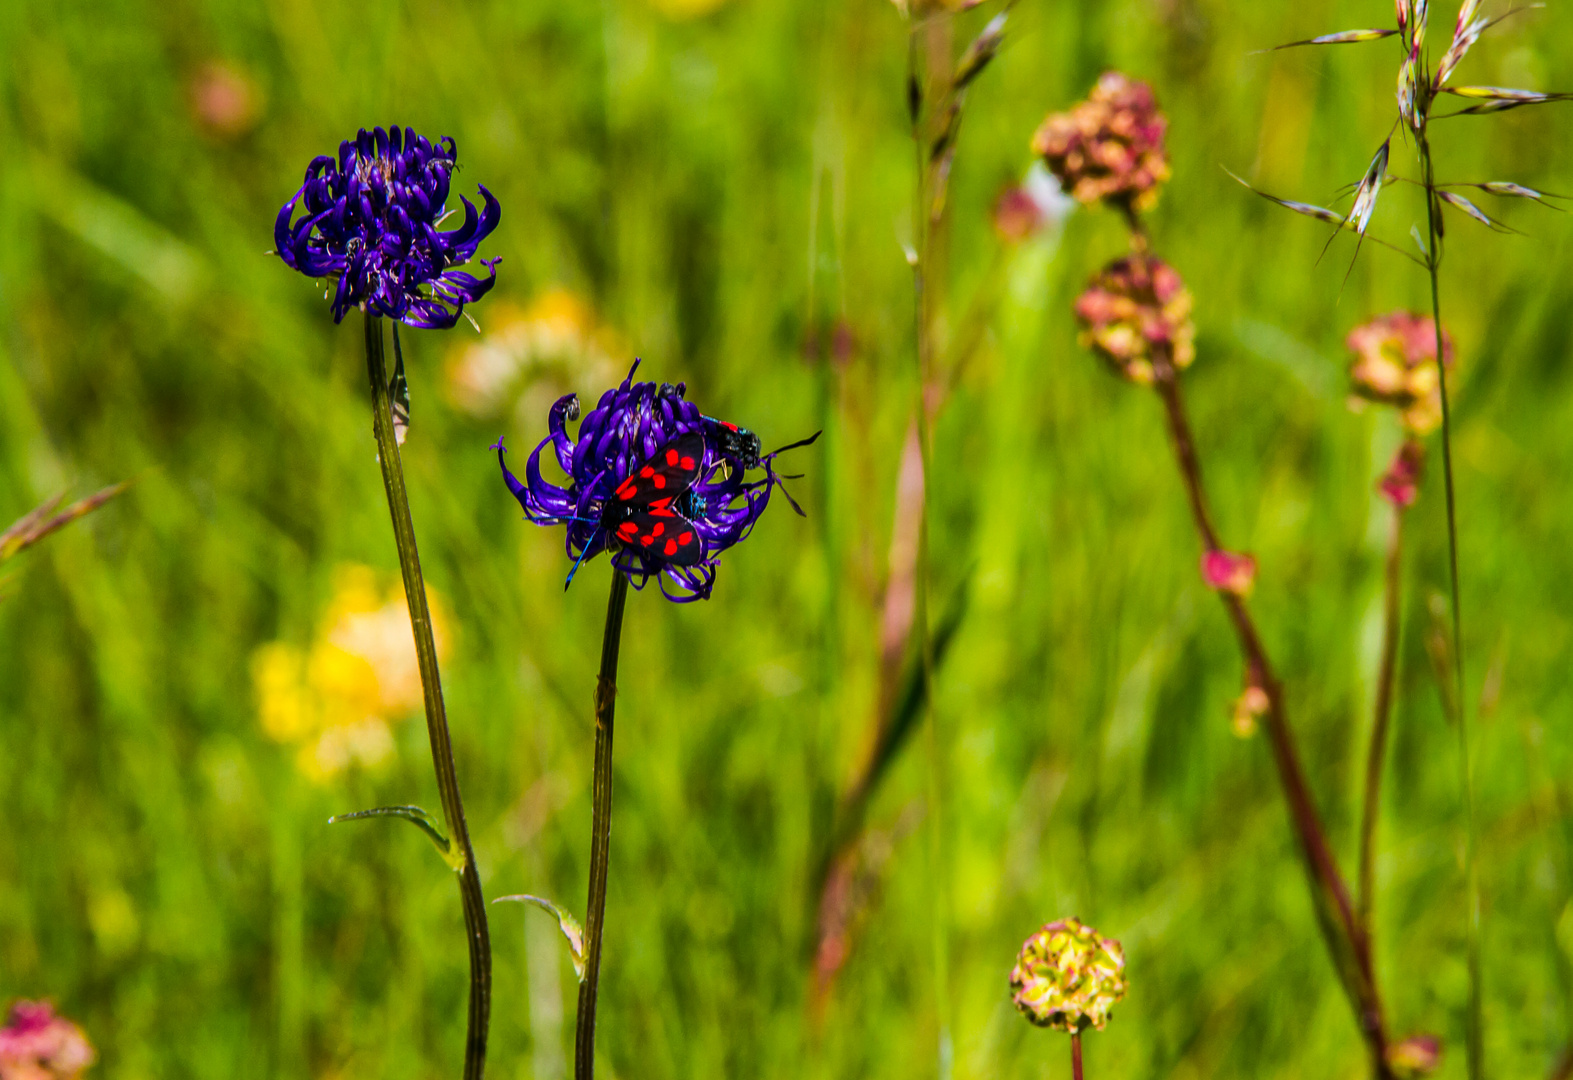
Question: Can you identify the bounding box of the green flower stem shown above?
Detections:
[1419,128,1481,1080]
[1070,1033,1084,1080]
[1152,357,1391,1077]
[363,312,492,1080]
[907,17,954,1077]
[574,569,629,1080]
[1359,501,1406,930]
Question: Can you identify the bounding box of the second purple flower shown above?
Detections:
[495,361,809,601]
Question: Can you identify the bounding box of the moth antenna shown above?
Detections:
[764,429,823,458]
[564,528,602,590]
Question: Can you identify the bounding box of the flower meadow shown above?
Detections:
[4,1,1573,1078]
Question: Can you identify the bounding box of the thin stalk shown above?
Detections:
[1071,1032,1084,1080]
[907,18,952,1078]
[573,569,629,1080]
[1151,357,1391,1076]
[363,313,492,1079]
[1359,504,1406,928]
[1418,128,1481,1080]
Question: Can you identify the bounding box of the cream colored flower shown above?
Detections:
[1010,917,1128,1033]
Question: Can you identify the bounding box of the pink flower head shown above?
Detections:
[0,1001,95,1080]
[1379,439,1426,508]
[993,163,1074,243]
[1032,72,1170,212]
[1074,254,1195,384]
[1346,312,1454,435]
[1201,549,1256,596]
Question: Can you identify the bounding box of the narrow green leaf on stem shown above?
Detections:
[329,805,462,868]
[495,895,587,981]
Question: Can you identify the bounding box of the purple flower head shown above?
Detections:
[275,125,500,329]
[494,361,811,602]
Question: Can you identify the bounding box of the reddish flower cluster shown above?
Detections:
[0,1002,94,1080]
[1346,313,1454,435]
[1074,255,1195,384]
[1032,72,1170,212]
[1379,439,1426,508]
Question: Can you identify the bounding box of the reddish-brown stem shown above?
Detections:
[1071,1032,1083,1080]
[1151,358,1391,1076]
[1359,504,1406,929]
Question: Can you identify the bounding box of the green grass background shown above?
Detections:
[3,0,1573,1076]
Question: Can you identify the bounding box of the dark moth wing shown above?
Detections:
[604,430,707,566]
[609,431,705,507]
[611,504,705,566]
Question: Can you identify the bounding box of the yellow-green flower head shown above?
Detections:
[1010,917,1128,1033]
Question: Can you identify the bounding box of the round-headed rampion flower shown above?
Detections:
[1346,312,1454,435]
[1010,917,1128,1033]
[1075,254,1195,384]
[0,1001,95,1080]
[275,126,499,329]
[1032,72,1170,213]
[495,361,802,602]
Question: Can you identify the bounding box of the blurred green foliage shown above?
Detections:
[3,0,1573,1077]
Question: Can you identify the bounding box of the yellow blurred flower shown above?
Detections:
[444,288,621,420]
[252,564,450,783]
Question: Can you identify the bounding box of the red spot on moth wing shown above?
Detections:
[722,422,738,431]
[651,522,665,537]
[653,474,666,489]
[650,508,674,518]
[640,465,655,478]
[678,531,693,545]
[617,521,638,537]
[641,535,654,546]
[679,456,695,470]
[666,448,680,466]
[650,498,672,510]
[616,479,636,499]
[664,539,678,556]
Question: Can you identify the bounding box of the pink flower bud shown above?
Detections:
[1387,1033,1442,1077]
[1201,549,1256,596]
[1379,439,1426,508]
